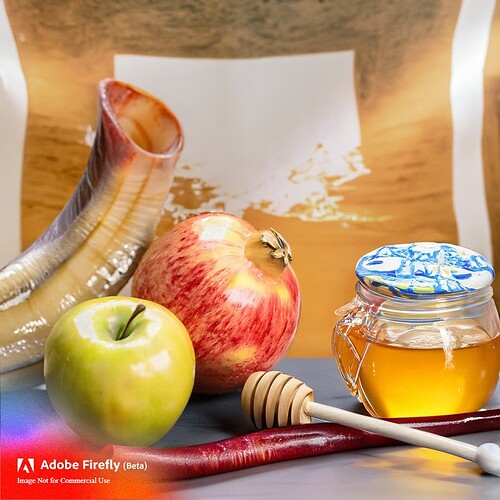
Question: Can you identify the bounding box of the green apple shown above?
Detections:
[44,296,195,446]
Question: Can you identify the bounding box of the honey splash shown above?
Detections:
[333,322,500,418]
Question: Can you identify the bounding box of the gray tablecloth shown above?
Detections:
[162,358,500,499]
[2,358,500,499]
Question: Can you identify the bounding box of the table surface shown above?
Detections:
[3,358,500,500]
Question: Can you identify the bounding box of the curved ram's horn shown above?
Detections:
[0,79,183,389]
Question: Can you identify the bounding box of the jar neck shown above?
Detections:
[355,280,494,322]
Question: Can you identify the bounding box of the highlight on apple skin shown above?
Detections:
[132,212,301,394]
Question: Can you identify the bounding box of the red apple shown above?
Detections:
[132,212,301,393]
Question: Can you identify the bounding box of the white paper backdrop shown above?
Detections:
[0,0,27,267]
[115,51,370,225]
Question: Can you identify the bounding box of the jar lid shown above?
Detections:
[355,242,494,297]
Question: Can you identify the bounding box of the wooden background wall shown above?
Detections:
[4,0,500,357]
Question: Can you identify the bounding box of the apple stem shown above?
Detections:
[116,304,146,341]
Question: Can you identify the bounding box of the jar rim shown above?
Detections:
[355,280,494,321]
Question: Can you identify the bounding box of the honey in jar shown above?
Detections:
[332,242,500,418]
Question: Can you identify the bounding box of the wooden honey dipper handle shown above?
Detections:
[241,371,500,477]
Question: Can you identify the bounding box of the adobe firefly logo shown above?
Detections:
[17,458,35,473]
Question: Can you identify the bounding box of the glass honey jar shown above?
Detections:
[332,242,500,418]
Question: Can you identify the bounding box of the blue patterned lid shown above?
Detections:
[355,242,494,297]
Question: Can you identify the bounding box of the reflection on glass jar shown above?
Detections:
[332,242,500,418]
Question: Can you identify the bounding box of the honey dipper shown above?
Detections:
[241,371,500,476]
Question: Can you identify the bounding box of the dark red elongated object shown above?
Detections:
[106,409,500,481]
